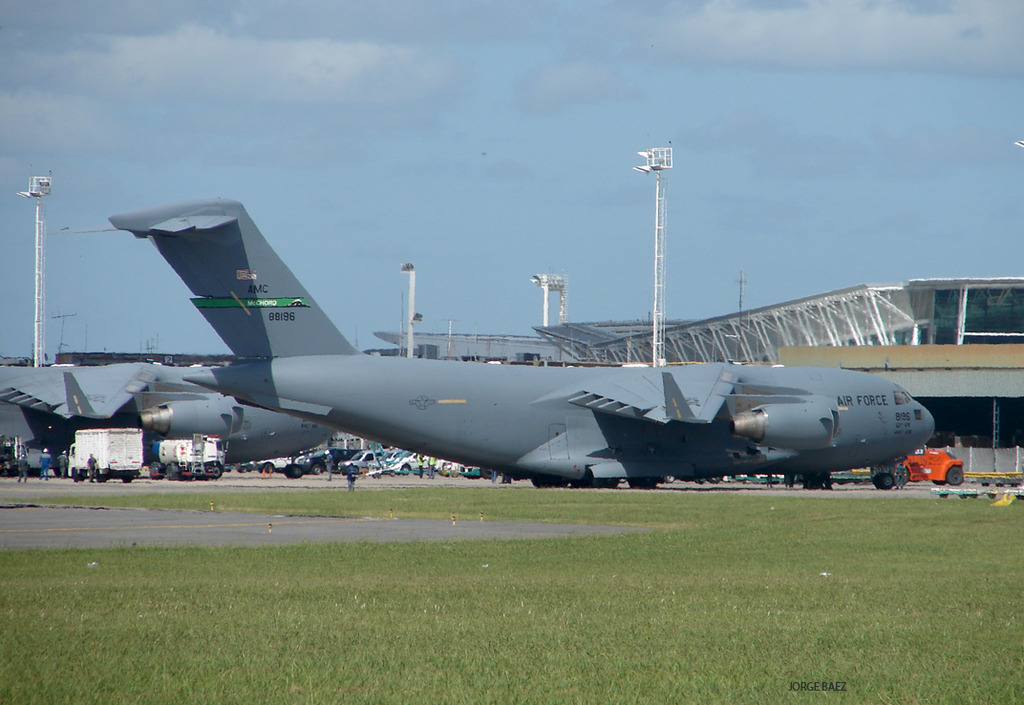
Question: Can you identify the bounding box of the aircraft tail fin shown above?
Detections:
[109,199,359,358]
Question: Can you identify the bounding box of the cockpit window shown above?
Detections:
[894,390,912,405]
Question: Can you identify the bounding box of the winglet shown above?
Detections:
[64,372,101,418]
[662,372,696,421]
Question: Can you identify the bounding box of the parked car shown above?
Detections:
[379,450,417,476]
[344,449,386,475]
[294,447,360,475]
[240,456,305,478]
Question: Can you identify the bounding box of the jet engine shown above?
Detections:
[730,398,839,450]
[139,399,243,439]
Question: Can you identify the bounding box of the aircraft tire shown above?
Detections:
[873,472,896,490]
[945,466,964,486]
[894,464,909,489]
[260,462,275,475]
[284,464,303,479]
[627,477,659,490]
[531,475,569,488]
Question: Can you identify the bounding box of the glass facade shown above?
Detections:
[930,287,1024,345]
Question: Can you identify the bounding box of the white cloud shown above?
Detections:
[619,0,1024,75]
[516,60,638,114]
[13,24,461,108]
[685,108,868,178]
[0,90,123,157]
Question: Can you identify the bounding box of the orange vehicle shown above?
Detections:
[899,449,964,486]
[872,449,964,490]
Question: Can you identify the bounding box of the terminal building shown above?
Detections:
[535,278,1024,365]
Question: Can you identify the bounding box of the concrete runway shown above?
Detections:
[0,471,938,550]
[0,505,636,550]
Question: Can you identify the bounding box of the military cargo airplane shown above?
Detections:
[0,362,333,465]
[111,199,934,488]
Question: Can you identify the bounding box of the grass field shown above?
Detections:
[2,489,1023,704]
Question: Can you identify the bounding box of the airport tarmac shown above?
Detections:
[0,505,637,550]
[0,473,639,550]
[0,472,942,550]
[0,470,942,498]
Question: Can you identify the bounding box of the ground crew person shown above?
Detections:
[17,452,29,482]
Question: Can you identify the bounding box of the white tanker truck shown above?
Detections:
[151,434,226,481]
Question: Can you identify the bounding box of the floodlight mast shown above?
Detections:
[634,147,672,367]
[17,175,52,367]
[531,273,568,326]
[401,263,416,358]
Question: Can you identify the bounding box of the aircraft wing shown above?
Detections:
[567,367,736,424]
[134,390,216,408]
[0,364,159,419]
[0,369,65,415]
[63,366,157,419]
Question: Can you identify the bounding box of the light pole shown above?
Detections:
[531,274,568,327]
[17,174,52,367]
[401,263,418,358]
[634,147,672,367]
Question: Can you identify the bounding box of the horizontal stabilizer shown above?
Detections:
[150,214,237,233]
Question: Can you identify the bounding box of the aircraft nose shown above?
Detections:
[918,403,935,442]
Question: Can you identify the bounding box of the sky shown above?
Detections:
[1,0,1022,360]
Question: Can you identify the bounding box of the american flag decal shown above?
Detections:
[236,269,257,281]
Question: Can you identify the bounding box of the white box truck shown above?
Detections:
[71,428,143,483]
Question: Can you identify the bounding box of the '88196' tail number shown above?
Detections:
[268,311,295,322]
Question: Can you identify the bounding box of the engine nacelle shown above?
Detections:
[139,400,243,438]
[730,398,839,450]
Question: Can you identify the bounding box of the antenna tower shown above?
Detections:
[738,266,746,313]
[634,147,672,366]
[18,175,52,367]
